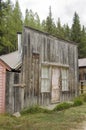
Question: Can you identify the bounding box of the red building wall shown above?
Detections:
[0,64,6,113]
[0,60,10,113]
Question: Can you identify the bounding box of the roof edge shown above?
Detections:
[0,58,11,71]
[24,26,78,46]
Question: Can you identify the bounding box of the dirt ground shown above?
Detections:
[70,121,86,130]
[81,121,86,130]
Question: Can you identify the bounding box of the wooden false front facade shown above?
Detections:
[21,27,78,108]
[0,27,79,113]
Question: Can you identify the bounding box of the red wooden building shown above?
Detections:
[0,59,10,113]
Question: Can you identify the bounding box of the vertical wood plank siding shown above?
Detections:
[22,27,78,107]
[6,71,21,113]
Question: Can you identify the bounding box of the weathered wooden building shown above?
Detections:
[79,58,86,94]
[0,27,79,113]
[20,27,78,109]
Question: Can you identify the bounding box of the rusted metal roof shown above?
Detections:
[0,51,21,69]
[78,58,86,67]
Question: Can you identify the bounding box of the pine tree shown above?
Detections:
[0,0,6,53]
[0,0,15,54]
[24,9,35,28]
[79,26,86,58]
[12,0,23,50]
[56,18,65,39]
[71,12,81,43]
[45,6,55,34]
[41,20,46,31]
[34,12,41,30]
[24,9,41,30]
[0,0,23,54]
[64,24,71,40]
[24,9,29,26]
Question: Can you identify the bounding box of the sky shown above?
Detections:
[11,0,86,27]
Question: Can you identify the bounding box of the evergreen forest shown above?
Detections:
[0,0,86,58]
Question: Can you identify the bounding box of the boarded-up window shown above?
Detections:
[41,66,50,92]
[51,67,60,102]
[61,69,69,91]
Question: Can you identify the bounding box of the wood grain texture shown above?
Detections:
[21,27,78,107]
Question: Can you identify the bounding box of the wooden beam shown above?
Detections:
[13,84,26,87]
[42,62,69,68]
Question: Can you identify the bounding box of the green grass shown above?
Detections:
[0,103,86,130]
[0,94,86,130]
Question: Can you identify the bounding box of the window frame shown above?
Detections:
[41,66,50,93]
[61,68,69,92]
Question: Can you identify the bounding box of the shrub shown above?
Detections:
[83,94,86,102]
[74,94,86,103]
[73,98,83,106]
[79,94,86,102]
[21,105,52,115]
[53,102,73,111]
